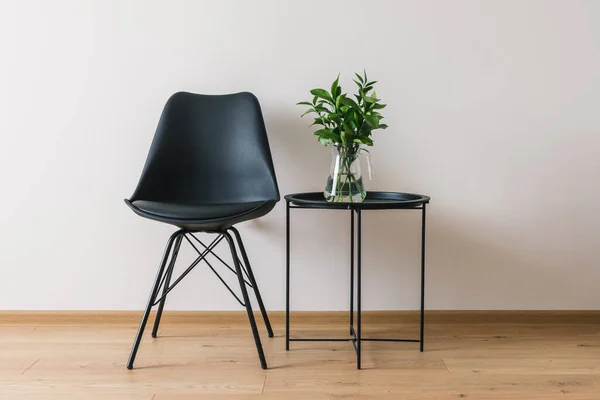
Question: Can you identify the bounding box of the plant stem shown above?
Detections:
[328,144,364,202]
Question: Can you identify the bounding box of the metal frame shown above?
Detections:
[285,200,427,370]
[127,227,273,370]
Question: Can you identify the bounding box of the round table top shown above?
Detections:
[284,191,430,210]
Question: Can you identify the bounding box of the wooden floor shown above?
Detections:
[1,313,600,399]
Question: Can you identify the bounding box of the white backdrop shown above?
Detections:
[1,0,599,310]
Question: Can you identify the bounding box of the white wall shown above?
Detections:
[1,0,599,311]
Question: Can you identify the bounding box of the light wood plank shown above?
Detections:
[0,312,599,398]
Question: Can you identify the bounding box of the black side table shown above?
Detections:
[285,191,430,369]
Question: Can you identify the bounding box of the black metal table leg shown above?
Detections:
[420,203,427,352]
[350,209,354,335]
[286,200,290,351]
[356,208,362,369]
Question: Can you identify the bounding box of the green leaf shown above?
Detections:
[372,103,387,109]
[316,100,331,109]
[312,95,318,105]
[340,130,349,146]
[311,117,326,126]
[344,110,356,125]
[310,88,333,103]
[359,123,373,135]
[364,114,379,127]
[301,108,315,117]
[378,123,388,129]
[354,137,374,146]
[335,94,342,109]
[339,96,361,111]
[359,89,376,104]
[313,128,341,143]
[354,73,364,84]
[363,69,367,83]
[296,101,313,106]
[366,80,377,86]
[330,74,340,99]
[313,128,331,137]
[342,120,354,132]
[318,136,331,146]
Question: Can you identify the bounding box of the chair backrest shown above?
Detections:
[130,92,279,204]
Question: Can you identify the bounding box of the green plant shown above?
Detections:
[297,70,387,149]
[297,71,387,202]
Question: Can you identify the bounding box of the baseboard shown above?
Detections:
[1,310,599,325]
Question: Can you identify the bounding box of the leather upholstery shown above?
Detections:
[126,92,279,230]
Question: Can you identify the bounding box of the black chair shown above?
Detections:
[125,91,279,370]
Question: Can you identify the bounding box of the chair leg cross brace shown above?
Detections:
[188,233,253,288]
[151,234,224,307]
[127,228,273,370]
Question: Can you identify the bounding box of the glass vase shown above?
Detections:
[324,144,371,202]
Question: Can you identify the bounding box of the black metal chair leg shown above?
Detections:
[223,231,267,369]
[229,226,274,338]
[127,230,182,370]
[152,233,183,338]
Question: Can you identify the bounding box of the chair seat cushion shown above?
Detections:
[126,199,276,231]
